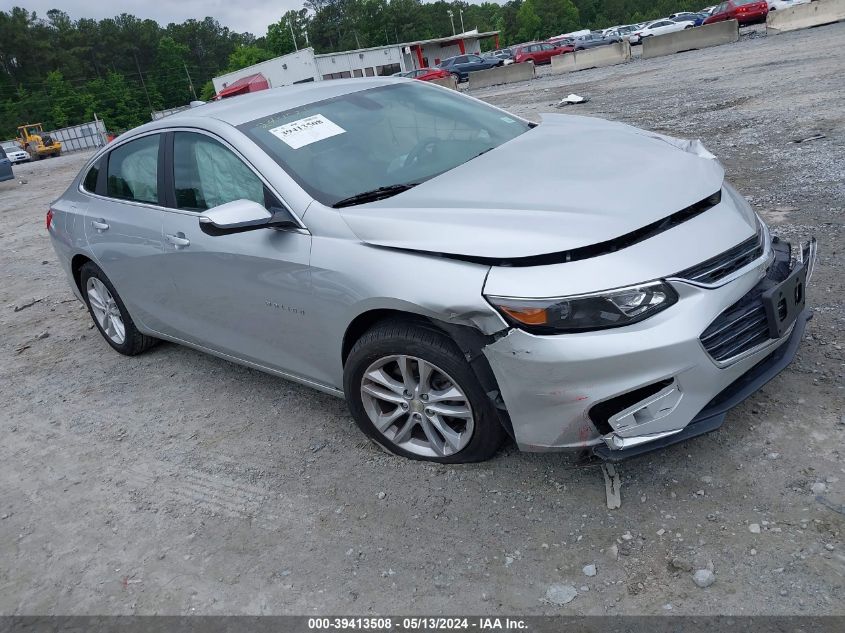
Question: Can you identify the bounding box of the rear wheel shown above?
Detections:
[80,262,157,356]
[344,320,505,463]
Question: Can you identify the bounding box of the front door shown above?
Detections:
[157,131,319,382]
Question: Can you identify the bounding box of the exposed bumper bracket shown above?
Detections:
[593,307,812,462]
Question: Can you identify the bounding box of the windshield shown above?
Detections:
[240,82,531,207]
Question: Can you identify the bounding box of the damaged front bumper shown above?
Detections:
[482,237,817,459]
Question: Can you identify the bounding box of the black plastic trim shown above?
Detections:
[593,308,812,462]
[398,190,722,268]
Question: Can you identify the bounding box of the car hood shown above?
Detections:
[339,114,726,260]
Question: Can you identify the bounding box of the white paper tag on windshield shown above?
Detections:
[267,114,346,149]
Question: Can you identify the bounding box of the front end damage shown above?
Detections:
[481,235,817,460]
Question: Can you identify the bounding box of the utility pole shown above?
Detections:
[304,30,310,47]
[183,62,197,101]
[354,30,361,49]
[447,10,456,36]
[132,51,154,114]
[287,18,298,51]
[459,9,465,34]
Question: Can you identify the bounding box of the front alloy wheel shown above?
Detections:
[360,355,474,458]
[344,320,505,463]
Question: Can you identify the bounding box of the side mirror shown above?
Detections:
[198,199,300,235]
[199,199,271,230]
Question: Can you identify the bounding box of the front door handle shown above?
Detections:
[166,233,191,248]
[91,219,109,231]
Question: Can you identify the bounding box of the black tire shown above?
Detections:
[343,319,505,463]
[80,261,157,356]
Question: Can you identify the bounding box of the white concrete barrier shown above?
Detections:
[467,62,535,90]
[550,41,631,73]
[642,20,739,59]
[429,75,458,90]
[767,0,845,33]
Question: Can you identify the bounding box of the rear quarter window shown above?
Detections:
[82,160,100,193]
[106,134,160,204]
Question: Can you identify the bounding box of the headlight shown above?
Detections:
[486,281,678,334]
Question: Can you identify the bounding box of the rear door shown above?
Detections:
[156,130,318,380]
[83,133,169,331]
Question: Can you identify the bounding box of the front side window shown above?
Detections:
[106,134,159,204]
[172,132,265,211]
[240,82,531,207]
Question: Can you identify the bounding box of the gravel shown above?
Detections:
[693,570,717,589]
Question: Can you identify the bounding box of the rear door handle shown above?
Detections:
[91,219,109,231]
[166,233,190,248]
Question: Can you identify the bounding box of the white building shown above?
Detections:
[212,31,501,95]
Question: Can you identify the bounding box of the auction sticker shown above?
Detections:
[268,114,346,149]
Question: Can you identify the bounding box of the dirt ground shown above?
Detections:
[1,22,843,616]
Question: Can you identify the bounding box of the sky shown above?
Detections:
[2,0,306,35]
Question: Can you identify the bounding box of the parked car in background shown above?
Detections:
[572,31,622,50]
[1,140,30,164]
[609,24,641,40]
[483,49,515,65]
[629,19,697,44]
[512,42,570,65]
[438,54,503,82]
[47,78,817,464]
[547,36,576,48]
[0,146,13,183]
[670,11,709,26]
[767,0,810,10]
[393,67,452,82]
[704,0,769,25]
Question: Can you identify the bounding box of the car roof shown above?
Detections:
[166,77,404,127]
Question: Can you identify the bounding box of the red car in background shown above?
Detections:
[704,0,769,25]
[512,42,572,65]
[394,67,452,81]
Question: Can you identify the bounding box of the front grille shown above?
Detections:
[677,228,764,285]
[700,237,792,363]
[700,299,770,362]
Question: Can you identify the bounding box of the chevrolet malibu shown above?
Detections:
[48,78,816,463]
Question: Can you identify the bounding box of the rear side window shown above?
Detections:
[82,160,100,192]
[172,132,265,211]
[106,135,160,204]
[0,147,7,159]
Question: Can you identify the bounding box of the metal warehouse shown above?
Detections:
[211,30,500,95]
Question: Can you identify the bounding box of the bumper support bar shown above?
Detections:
[593,308,812,462]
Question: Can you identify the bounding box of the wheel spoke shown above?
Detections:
[374,406,406,432]
[419,417,446,456]
[87,288,106,312]
[427,385,463,403]
[365,368,406,396]
[110,315,125,342]
[426,402,472,419]
[417,359,433,393]
[362,382,406,405]
[396,356,416,393]
[426,414,463,453]
[392,416,417,444]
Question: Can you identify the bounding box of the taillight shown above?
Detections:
[46,208,53,231]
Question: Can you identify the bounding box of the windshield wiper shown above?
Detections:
[332,183,419,208]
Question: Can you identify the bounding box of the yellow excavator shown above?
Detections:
[17,124,62,160]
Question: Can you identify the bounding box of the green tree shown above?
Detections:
[225,45,274,73]
[516,0,541,42]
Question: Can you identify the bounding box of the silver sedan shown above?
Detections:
[47,78,816,463]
